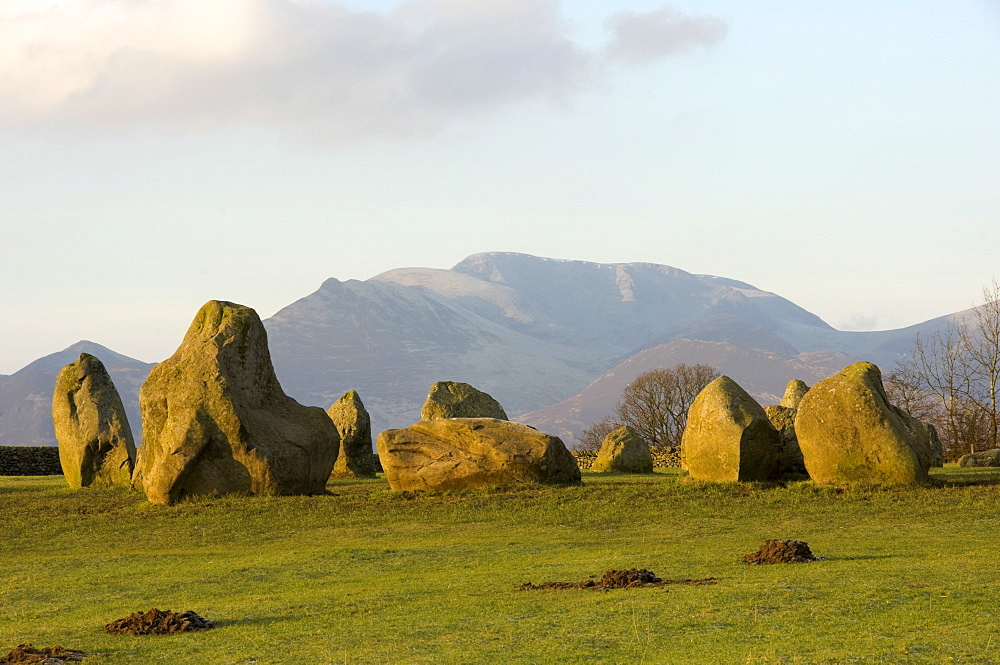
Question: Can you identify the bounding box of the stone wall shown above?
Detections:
[0,446,62,476]
[573,446,680,470]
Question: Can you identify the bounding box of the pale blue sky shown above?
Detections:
[2,0,999,374]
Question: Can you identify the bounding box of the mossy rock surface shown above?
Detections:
[327,391,377,478]
[133,300,339,505]
[764,405,806,475]
[592,426,653,474]
[780,380,810,409]
[51,353,136,489]
[958,448,1000,467]
[420,381,508,421]
[794,362,932,485]
[680,376,780,482]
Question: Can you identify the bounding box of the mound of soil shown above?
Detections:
[742,539,822,565]
[520,568,718,591]
[0,644,86,664]
[104,608,213,636]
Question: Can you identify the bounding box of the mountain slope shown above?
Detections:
[517,339,861,445]
[0,341,153,446]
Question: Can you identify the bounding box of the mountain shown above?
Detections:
[0,252,968,446]
[517,340,860,445]
[0,341,153,446]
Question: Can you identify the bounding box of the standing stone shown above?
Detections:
[327,391,377,478]
[764,405,807,475]
[132,301,339,505]
[681,376,781,482]
[592,426,653,473]
[795,362,933,485]
[780,380,810,409]
[420,381,508,420]
[377,418,580,491]
[925,422,944,467]
[51,353,136,488]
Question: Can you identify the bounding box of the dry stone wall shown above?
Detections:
[0,446,62,475]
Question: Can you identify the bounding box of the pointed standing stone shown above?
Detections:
[327,391,377,478]
[132,301,339,504]
[51,353,136,488]
[681,376,780,482]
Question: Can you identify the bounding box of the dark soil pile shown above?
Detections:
[520,568,718,591]
[0,644,87,664]
[742,540,822,565]
[104,608,213,636]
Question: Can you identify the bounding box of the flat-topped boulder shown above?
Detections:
[764,405,806,475]
[681,376,780,482]
[133,300,339,504]
[377,418,580,491]
[592,426,653,473]
[795,362,933,485]
[959,449,1000,467]
[327,391,377,478]
[51,353,136,488]
[780,380,810,408]
[420,381,508,420]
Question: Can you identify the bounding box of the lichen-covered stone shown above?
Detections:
[958,448,1000,467]
[327,390,377,478]
[51,353,136,488]
[376,418,580,491]
[680,376,780,482]
[795,362,933,485]
[764,405,806,475]
[592,426,653,473]
[420,381,508,420]
[133,300,339,504]
[780,380,810,408]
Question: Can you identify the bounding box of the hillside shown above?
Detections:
[0,252,966,445]
[0,341,152,446]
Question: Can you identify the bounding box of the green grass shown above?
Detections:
[4,468,1000,664]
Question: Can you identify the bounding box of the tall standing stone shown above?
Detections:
[795,362,933,485]
[51,353,136,488]
[764,405,806,475]
[592,426,654,473]
[133,301,339,504]
[327,390,377,478]
[681,376,781,482]
[420,381,508,420]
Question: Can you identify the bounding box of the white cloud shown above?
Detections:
[605,5,728,64]
[0,0,727,140]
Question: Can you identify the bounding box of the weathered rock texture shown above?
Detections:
[592,425,653,473]
[764,405,806,475]
[780,380,810,408]
[420,381,508,421]
[681,376,780,482]
[958,448,1000,467]
[133,301,339,504]
[925,422,944,467]
[327,391,377,478]
[51,353,136,488]
[377,418,580,491]
[795,362,933,485]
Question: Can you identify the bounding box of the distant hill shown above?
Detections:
[518,340,860,445]
[0,252,969,446]
[0,341,153,446]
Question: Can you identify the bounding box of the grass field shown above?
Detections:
[3,468,1000,664]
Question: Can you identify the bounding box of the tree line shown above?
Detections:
[886,280,1000,462]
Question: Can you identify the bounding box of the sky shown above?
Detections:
[1,0,999,375]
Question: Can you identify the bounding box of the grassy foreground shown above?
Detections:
[3,468,1000,664]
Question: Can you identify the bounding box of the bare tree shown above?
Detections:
[612,364,720,448]
[960,279,1000,449]
[575,416,620,451]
